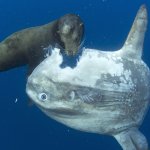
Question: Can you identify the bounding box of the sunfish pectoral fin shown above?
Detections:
[113,127,148,150]
[121,4,148,59]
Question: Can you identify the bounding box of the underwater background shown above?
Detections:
[0,0,149,149]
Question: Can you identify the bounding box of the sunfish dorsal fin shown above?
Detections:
[121,5,148,59]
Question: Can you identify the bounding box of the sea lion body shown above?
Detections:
[0,14,84,73]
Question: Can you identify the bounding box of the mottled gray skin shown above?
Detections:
[0,14,84,74]
[26,5,149,150]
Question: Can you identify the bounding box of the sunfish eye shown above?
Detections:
[38,93,48,102]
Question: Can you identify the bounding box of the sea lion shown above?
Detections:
[0,14,84,74]
[26,5,149,150]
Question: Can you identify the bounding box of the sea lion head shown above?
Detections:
[57,14,84,56]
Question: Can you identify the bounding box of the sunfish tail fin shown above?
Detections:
[121,4,148,59]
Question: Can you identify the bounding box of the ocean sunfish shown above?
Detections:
[26,5,150,150]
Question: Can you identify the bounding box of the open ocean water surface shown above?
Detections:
[0,0,150,150]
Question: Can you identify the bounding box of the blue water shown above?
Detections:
[0,0,150,149]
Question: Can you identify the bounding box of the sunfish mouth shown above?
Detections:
[49,108,85,116]
[39,106,87,118]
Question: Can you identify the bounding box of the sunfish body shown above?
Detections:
[26,5,150,150]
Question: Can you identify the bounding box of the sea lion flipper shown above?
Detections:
[121,5,148,59]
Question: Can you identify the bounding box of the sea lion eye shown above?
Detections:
[38,93,47,101]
